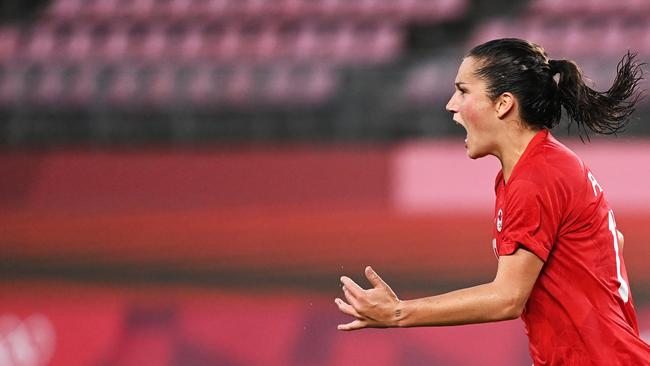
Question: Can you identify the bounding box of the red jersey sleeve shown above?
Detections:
[497,179,558,262]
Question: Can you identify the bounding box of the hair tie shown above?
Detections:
[548,59,561,74]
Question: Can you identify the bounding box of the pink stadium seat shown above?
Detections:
[241,0,273,19]
[612,18,650,56]
[0,28,18,60]
[126,23,150,60]
[32,67,65,105]
[403,63,443,105]
[262,65,335,105]
[46,0,82,19]
[330,24,355,63]
[119,0,155,19]
[23,24,57,60]
[106,67,139,104]
[193,0,232,19]
[209,24,241,61]
[407,0,468,22]
[468,19,512,47]
[145,28,169,60]
[302,66,335,103]
[97,24,129,61]
[224,66,252,105]
[356,23,401,63]
[175,25,203,61]
[264,66,293,102]
[156,0,193,19]
[144,66,175,105]
[0,65,22,105]
[563,19,610,57]
[524,19,568,56]
[238,23,265,60]
[292,24,318,61]
[185,66,215,105]
[86,0,120,19]
[67,64,95,106]
[276,0,306,19]
[254,24,280,61]
[526,0,585,17]
[63,24,93,61]
[312,0,346,19]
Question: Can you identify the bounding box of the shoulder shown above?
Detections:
[518,134,586,186]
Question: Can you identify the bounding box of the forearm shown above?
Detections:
[396,282,521,327]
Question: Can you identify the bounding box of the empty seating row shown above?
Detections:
[0,62,337,108]
[45,0,469,23]
[527,0,650,17]
[0,21,402,64]
[471,17,650,59]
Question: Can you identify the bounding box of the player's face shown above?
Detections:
[446,57,500,159]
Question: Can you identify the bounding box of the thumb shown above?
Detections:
[365,266,388,289]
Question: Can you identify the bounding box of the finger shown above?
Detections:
[335,298,362,318]
[342,285,362,310]
[617,230,625,252]
[337,319,366,331]
[340,276,365,297]
[364,266,389,290]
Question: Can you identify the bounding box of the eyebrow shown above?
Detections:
[455,82,467,88]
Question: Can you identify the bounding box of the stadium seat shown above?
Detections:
[31,67,65,106]
[0,28,18,61]
[0,63,22,105]
[46,0,82,19]
[63,24,93,61]
[22,24,57,61]
[105,66,140,105]
[66,64,95,106]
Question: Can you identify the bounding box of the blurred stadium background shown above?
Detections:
[1,0,650,365]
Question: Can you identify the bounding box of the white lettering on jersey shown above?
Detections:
[587,171,603,197]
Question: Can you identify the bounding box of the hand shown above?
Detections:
[335,266,401,331]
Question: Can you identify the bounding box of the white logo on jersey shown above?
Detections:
[587,171,603,197]
[496,209,503,232]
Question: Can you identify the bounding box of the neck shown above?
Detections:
[496,126,540,184]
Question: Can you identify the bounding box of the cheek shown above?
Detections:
[461,99,491,130]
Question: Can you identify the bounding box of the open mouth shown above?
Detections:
[453,118,468,147]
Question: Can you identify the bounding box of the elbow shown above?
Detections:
[500,294,526,320]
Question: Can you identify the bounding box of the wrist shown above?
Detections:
[393,300,407,327]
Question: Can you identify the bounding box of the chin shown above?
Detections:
[466,148,488,160]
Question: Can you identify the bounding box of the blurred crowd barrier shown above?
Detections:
[1,139,650,282]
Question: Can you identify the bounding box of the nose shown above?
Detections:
[446,93,458,113]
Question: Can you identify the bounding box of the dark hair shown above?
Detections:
[467,38,644,138]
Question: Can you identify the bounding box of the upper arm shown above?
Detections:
[497,180,558,262]
[493,248,544,317]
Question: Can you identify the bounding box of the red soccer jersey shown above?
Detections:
[492,129,650,365]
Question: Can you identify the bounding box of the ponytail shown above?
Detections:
[549,53,644,138]
[468,39,644,139]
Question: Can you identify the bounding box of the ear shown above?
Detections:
[495,92,515,119]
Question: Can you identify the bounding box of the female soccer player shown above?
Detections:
[335,38,650,364]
